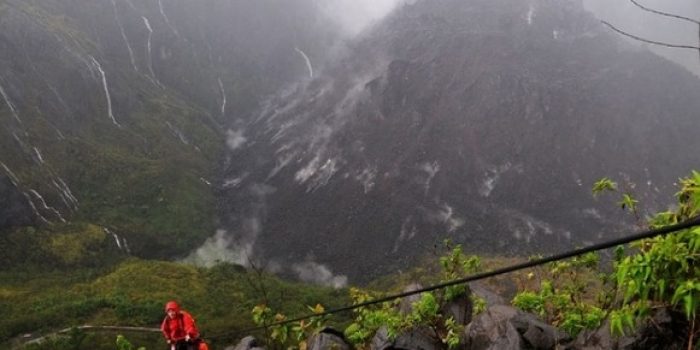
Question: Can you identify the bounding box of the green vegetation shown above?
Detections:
[1,260,347,349]
[511,171,700,346]
[251,242,482,350]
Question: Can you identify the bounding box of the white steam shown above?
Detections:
[184,229,251,267]
[292,261,348,288]
[316,0,407,37]
[226,129,247,150]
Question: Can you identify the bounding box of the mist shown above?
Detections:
[316,0,405,37]
[583,0,700,75]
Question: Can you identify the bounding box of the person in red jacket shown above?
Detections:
[161,301,201,350]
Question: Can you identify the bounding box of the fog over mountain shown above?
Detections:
[1,0,699,286]
[203,0,700,284]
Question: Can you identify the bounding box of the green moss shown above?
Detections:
[45,224,106,265]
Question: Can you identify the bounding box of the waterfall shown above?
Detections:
[33,147,45,164]
[52,177,79,211]
[88,56,121,127]
[526,4,535,25]
[123,0,137,12]
[29,189,66,223]
[294,48,314,78]
[0,82,21,123]
[158,0,180,38]
[1,162,20,186]
[165,121,189,145]
[111,0,138,73]
[23,192,50,224]
[141,16,161,86]
[217,77,227,117]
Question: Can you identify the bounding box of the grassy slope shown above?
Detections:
[1,260,349,349]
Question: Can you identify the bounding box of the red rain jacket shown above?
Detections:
[161,301,200,341]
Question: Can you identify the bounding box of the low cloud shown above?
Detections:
[292,261,348,288]
[226,129,247,150]
[183,229,251,267]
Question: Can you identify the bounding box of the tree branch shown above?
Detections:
[629,0,700,26]
[601,21,700,50]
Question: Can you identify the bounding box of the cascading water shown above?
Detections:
[52,177,79,211]
[33,147,45,165]
[0,82,21,123]
[29,189,66,223]
[1,162,20,186]
[165,121,189,145]
[294,48,314,78]
[158,0,180,38]
[23,192,49,224]
[111,0,138,73]
[88,56,121,127]
[217,78,227,117]
[141,16,161,86]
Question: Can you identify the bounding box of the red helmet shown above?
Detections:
[165,301,180,313]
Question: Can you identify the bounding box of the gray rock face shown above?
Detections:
[370,326,441,350]
[228,336,265,350]
[222,0,700,282]
[441,287,473,326]
[571,308,686,350]
[465,305,569,350]
[307,328,351,350]
[0,175,33,230]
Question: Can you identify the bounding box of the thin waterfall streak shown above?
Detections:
[29,189,66,223]
[141,16,161,86]
[111,0,138,73]
[158,0,180,38]
[218,78,227,116]
[52,178,78,209]
[165,121,189,145]
[0,83,21,123]
[33,147,45,164]
[123,0,137,12]
[88,56,121,127]
[295,48,314,78]
[23,192,50,224]
[57,177,78,204]
[1,162,20,185]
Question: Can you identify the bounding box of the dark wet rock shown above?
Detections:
[399,283,425,315]
[370,326,441,350]
[307,327,352,350]
[511,312,570,349]
[441,286,473,326]
[469,283,506,306]
[0,175,33,230]
[228,336,265,350]
[465,305,569,350]
[465,306,523,350]
[570,308,686,350]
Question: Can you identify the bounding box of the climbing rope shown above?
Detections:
[208,215,700,341]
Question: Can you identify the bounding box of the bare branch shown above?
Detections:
[629,0,700,25]
[601,21,700,50]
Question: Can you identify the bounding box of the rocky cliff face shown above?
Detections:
[0,0,338,259]
[219,0,700,281]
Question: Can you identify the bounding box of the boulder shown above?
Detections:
[570,307,686,350]
[370,326,441,350]
[307,327,351,350]
[465,305,570,350]
[441,286,472,326]
[227,336,265,350]
[399,283,425,315]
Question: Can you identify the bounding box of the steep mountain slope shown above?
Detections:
[220,0,700,281]
[0,0,339,260]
